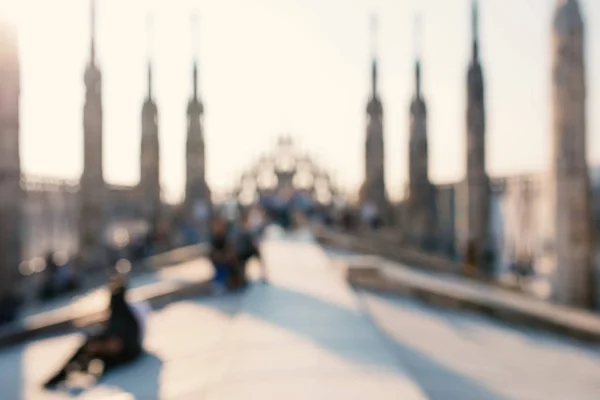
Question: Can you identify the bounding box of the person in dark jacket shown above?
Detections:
[209,217,237,292]
[43,274,142,389]
[0,291,22,326]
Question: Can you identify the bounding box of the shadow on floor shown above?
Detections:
[186,280,510,400]
[0,345,23,400]
[97,352,163,400]
[388,338,508,400]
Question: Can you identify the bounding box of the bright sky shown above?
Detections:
[4,0,600,202]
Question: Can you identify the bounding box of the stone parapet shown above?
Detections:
[0,243,210,348]
[315,227,464,276]
[337,253,600,343]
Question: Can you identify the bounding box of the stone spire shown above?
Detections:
[185,13,211,239]
[360,14,387,222]
[407,15,435,249]
[79,0,106,268]
[550,0,593,307]
[0,19,23,300]
[463,0,490,274]
[140,12,161,225]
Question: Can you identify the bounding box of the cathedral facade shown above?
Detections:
[369,0,596,307]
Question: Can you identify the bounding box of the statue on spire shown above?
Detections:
[191,12,199,100]
[369,13,378,98]
[472,0,480,61]
[414,14,423,97]
[146,11,154,99]
[90,0,96,64]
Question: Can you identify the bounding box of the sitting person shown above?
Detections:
[43,273,143,389]
[0,291,22,326]
[235,211,267,284]
[209,217,237,292]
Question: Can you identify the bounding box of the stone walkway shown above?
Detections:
[361,291,600,400]
[324,248,600,400]
[0,231,427,399]
[7,230,600,399]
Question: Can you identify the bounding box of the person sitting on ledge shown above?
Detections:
[43,270,143,390]
[0,290,22,326]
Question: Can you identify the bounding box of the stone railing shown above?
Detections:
[0,243,212,348]
[314,226,464,276]
[142,243,209,270]
[338,255,600,343]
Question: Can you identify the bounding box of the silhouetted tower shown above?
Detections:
[359,14,388,219]
[185,14,211,238]
[464,0,490,272]
[406,16,435,248]
[0,18,23,299]
[550,0,594,307]
[139,13,161,226]
[79,0,106,268]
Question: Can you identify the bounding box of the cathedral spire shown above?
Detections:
[90,0,96,64]
[472,0,480,62]
[370,13,378,98]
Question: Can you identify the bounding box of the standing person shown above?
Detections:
[43,273,143,389]
[39,251,59,300]
[464,240,477,277]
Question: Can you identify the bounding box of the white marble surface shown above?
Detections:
[0,233,426,400]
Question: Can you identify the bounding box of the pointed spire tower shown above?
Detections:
[550,0,593,307]
[463,0,490,274]
[140,11,161,225]
[185,12,211,239]
[79,0,107,268]
[406,15,435,249]
[360,13,388,223]
[0,17,23,299]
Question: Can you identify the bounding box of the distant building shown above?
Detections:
[0,17,23,299]
[8,2,213,273]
